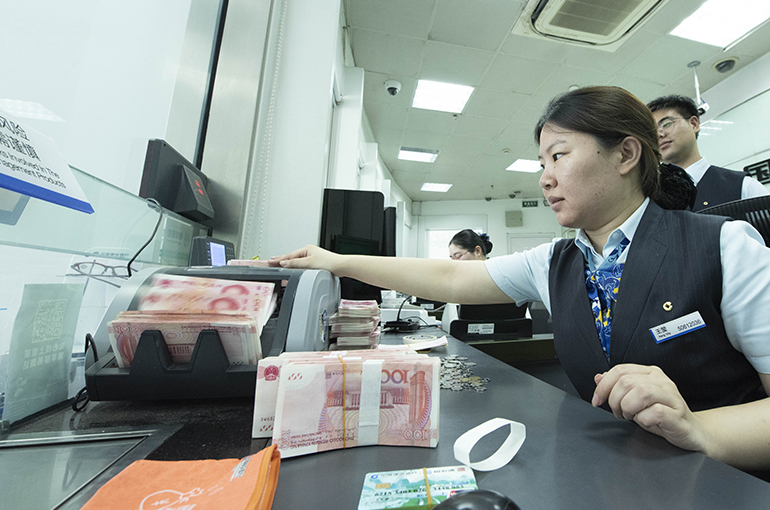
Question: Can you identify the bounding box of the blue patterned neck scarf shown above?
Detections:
[585,236,630,357]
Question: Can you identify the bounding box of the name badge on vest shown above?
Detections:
[650,311,706,344]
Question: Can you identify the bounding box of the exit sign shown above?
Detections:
[522,200,538,208]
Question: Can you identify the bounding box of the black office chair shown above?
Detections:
[698,195,770,246]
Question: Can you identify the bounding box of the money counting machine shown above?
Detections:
[85,266,339,401]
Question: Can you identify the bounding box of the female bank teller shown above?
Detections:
[449,229,493,261]
[271,86,770,471]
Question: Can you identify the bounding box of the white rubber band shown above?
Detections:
[453,418,526,471]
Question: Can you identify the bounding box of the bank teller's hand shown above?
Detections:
[592,364,708,454]
[269,245,343,274]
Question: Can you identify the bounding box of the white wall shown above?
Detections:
[0,1,219,194]
[418,198,562,258]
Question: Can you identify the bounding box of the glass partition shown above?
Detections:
[0,167,207,425]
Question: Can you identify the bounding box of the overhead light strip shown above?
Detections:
[399,146,439,163]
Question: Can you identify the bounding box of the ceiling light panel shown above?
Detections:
[670,0,770,48]
[399,146,439,163]
[506,159,542,172]
[412,80,474,114]
[421,182,452,192]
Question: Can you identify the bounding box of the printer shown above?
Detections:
[85,266,339,401]
[449,303,532,342]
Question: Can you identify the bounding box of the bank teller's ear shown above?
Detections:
[617,136,642,177]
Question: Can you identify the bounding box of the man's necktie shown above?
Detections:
[585,237,630,357]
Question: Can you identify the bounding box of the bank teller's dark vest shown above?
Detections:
[548,202,763,411]
[692,165,743,212]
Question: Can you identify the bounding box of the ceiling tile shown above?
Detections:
[533,65,615,100]
[607,76,666,103]
[392,163,431,179]
[350,28,425,77]
[480,54,556,94]
[511,95,550,124]
[462,89,528,120]
[648,72,697,102]
[419,41,495,85]
[429,0,525,51]
[485,140,537,160]
[368,126,403,148]
[438,151,479,168]
[494,120,538,148]
[428,163,471,178]
[500,33,572,63]
[348,0,436,39]
[620,35,721,82]
[452,115,509,139]
[404,108,459,134]
[364,101,409,131]
[400,129,450,151]
[442,134,491,155]
[471,153,516,173]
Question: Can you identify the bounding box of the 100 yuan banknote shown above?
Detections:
[272,358,439,457]
[139,274,276,325]
[252,350,429,438]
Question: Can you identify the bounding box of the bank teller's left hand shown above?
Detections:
[591,364,707,454]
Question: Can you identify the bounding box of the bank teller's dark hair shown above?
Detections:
[534,86,661,200]
[647,94,700,139]
[450,229,492,256]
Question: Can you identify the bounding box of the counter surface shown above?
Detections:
[8,329,770,509]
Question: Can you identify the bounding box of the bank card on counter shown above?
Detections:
[358,465,477,510]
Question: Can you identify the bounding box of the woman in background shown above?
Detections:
[448,230,492,260]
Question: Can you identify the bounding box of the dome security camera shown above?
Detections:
[384,80,401,96]
[485,197,492,202]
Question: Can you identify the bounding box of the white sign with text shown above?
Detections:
[0,109,93,214]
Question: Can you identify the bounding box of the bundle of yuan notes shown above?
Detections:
[107,274,277,368]
[252,346,440,458]
[138,274,276,325]
[331,299,381,348]
[108,311,261,368]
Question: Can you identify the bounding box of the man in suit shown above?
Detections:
[647,95,768,211]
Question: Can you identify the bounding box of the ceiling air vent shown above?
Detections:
[513,0,670,52]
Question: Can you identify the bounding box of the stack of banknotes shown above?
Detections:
[107,274,276,368]
[330,299,381,348]
[252,346,440,458]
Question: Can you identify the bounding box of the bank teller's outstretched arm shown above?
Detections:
[270,245,512,305]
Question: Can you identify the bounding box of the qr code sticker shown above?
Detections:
[32,299,67,343]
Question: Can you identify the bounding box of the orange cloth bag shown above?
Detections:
[82,444,280,510]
